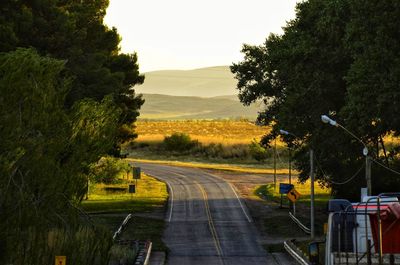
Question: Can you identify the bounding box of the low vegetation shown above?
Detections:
[256,181,331,238]
[83,169,168,255]
[129,120,292,167]
[135,119,271,145]
[82,173,168,214]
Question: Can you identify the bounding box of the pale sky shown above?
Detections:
[104,0,299,72]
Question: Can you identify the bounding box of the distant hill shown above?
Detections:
[135,66,238,97]
[139,94,262,120]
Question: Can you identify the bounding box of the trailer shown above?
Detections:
[323,193,400,265]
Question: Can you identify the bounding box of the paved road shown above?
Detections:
[136,162,296,265]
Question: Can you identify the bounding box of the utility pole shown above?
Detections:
[366,155,372,195]
[289,148,292,184]
[310,149,315,240]
[274,138,277,190]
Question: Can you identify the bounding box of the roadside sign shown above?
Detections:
[279,183,294,194]
[129,184,136,193]
[287,188,301,203]
[55,256,66,265]
[133,167,141,179]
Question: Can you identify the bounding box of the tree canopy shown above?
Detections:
[0,0,144,152]
[231,0,400,199]
[0,48,119,264]
[0,1,145,262]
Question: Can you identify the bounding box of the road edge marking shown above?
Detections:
[205,172,253,223]
[166,182,174,222]
[228,183,253,223]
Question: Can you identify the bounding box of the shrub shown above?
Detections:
[249,140,268,161]
[90,157,131,184]
[163,133,198,152]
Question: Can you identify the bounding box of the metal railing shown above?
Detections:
[284,240,311,265]
[289,211,311,235]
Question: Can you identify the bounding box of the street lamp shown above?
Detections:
[321,114,371,195]
[280,129,316,239]
[279,130,293,184]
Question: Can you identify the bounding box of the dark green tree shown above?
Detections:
[231,0,400,199]
[0,48,118,264]
[0,0,144,153]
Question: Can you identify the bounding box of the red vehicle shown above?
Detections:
[324,193,400,265]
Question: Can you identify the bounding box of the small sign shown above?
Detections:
[308,242,320,265]
[129,184,136,193]
[279,183,294,194]
[324,223,328,234]
[133,167,141,179]
[287,188,301,203]
[55,256,66,265]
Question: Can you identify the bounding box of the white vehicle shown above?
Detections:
[321,194,400,265]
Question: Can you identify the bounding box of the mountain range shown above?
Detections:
[135,66,262,119]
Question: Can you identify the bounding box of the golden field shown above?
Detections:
[135,119,287,146]
[135,120,400,148]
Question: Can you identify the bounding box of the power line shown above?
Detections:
[371,157,400,176]
[328,162,365,185]
[314,155,365,185]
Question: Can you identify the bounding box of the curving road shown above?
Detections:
[135,162,296,265]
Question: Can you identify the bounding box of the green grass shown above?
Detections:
[256,182,331,238]
[90,215,125,232]
[121,216,167,251]
[81,174,168,213]
[80,173,169,253]
[263,214,310,238]
[82,198,164,213]
[256,181,331,207]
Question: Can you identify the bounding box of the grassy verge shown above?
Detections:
[255,181,331,239]
[81,173,168,213]
[126,158,294,175]
[81,173,168,252]
[256,181,331,207]
[121,216,167,251]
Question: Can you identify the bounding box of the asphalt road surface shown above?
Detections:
[135,162,296,265]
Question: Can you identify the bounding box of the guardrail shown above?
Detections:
[113,213,133,241]
[284,240,310,265]
[134,241,152,265]
[143,241,152,265]
[289,212,311,235]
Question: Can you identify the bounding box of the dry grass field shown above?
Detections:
[136,119,400,147]
[135,119,286,146]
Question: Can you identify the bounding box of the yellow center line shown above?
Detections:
[171,172,225,264]
[195,182,224,259]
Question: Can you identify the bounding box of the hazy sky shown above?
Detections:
[104,0,299,72]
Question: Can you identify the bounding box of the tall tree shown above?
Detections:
[0,0,144,153]
[0,48,118,264]
[232,0,400,198]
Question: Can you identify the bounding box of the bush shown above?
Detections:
[163,133,198,152]
[249,140,268,161]
[90,157,131,184]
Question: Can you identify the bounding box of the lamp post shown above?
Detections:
[279,129,292,184]
[321,115,371,196]
[274,137,277,191]
[280,129,315,239]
